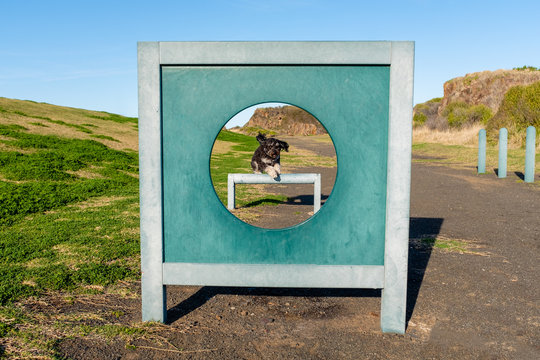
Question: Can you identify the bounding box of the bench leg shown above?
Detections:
[227,174,235,210]
[314,174,321,213]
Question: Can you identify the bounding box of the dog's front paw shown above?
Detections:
[265,167,279,179]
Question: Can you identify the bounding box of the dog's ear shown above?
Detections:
[279,140,289,152]
[256,132,267,145]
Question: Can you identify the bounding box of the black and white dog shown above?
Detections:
[251,133,289,179]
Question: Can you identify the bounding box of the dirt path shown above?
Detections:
[47,146,539,359]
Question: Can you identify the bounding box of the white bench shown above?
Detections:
[227,173,322,213]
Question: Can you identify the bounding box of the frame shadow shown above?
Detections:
[167,217,443,328]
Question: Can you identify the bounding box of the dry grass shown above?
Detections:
[413,125,540,176]
[414,124,537,150]
[65,167,106,179]
[211,139,235,155]
[0,97,138,151]
[68,195,130,210]
[413,124,483,147]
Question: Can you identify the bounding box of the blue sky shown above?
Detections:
[1,0,539,117]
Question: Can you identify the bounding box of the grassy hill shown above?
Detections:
[0,97,140,306]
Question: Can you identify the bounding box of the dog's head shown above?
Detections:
[256,133,289,159]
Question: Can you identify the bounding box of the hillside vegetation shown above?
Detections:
[414,68,540,146]
[0,98,140,305]
[486,81,540,140]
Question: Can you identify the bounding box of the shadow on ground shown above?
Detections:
[167,217,443,328]
[407,217,443,323]
[242,194,330,208]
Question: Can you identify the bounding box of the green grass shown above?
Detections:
[239,126,277,136]
[77,324,146,338]
[412,142,540,175]
[420,237,467,252]
[0,195,140,305]
[0,124,139,305]
[86,113,138,124]
[416,236,485,255]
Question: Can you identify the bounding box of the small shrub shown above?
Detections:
[513,65,539,71]
[413,112,427,127]
[414,97,443,130]
[487,81,540,145]
[442,102,493,128]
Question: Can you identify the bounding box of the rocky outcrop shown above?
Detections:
[439,69,540,115]
[414,69,540,130]
[243,105,327,136]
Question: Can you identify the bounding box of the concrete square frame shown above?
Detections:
[138,41,414,333]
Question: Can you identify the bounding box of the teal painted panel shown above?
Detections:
[162,66,389,265]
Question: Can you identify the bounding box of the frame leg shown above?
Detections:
[381,282,407,334]
[380,262,407,333]
[142,283,167,322]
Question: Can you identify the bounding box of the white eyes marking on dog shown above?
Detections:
[210,102,337,229]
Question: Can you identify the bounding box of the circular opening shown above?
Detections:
[210,102,337,229]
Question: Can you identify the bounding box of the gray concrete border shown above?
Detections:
[382,42,414,333]
[138,42,166,322]
[163,263,384,288]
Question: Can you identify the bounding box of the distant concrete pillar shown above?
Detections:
[498,128,507,178]
[524,126,536,183]
[478,129,486,174]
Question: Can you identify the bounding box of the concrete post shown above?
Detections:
[498,128,507,178]
[478,129,486,174]
[524,126,536,183]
